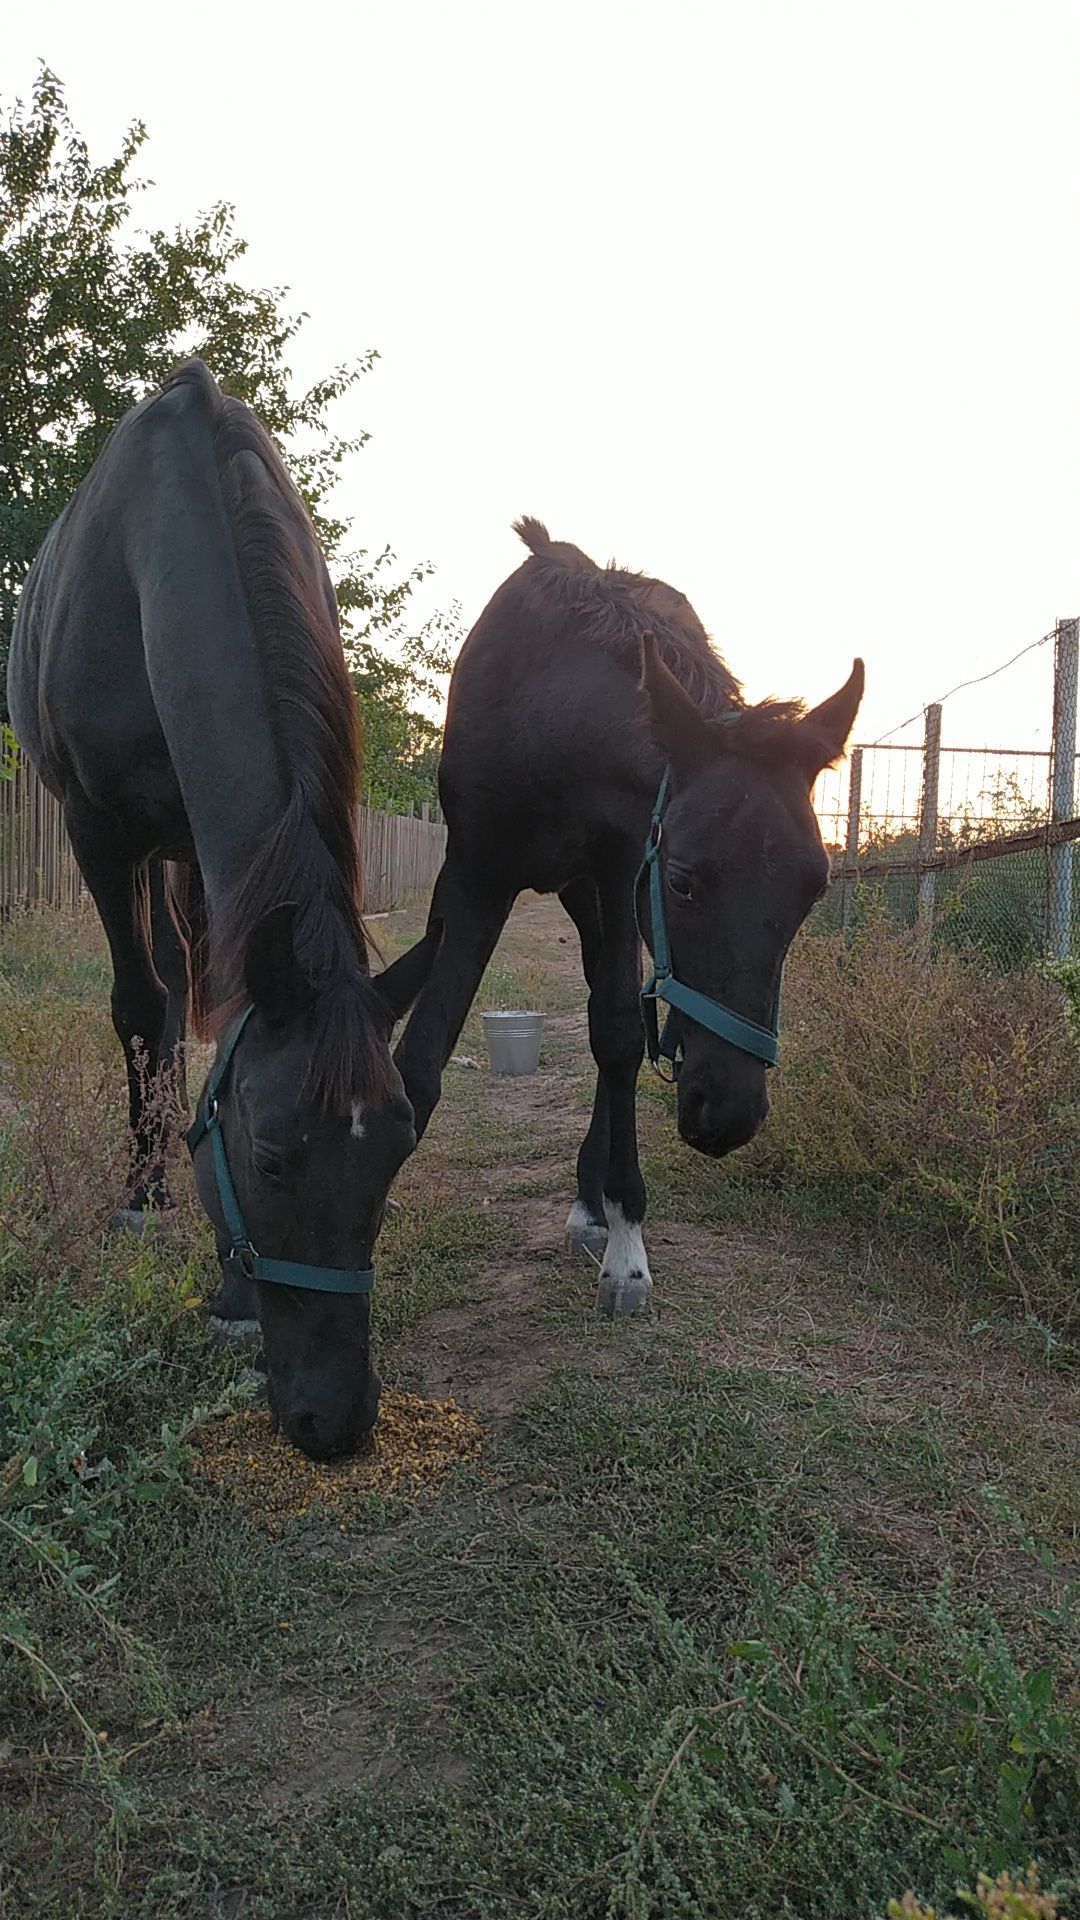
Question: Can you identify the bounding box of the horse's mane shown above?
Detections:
[161,360,386,1111]
[511,518,813,761]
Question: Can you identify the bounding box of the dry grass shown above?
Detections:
[738,909,1080,1325]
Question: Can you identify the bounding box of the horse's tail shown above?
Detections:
[166,860,212,1038]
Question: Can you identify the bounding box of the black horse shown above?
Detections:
[8,360,437,1459]
[396,520,863,1314]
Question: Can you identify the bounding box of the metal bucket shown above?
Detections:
[482,1010,545,1076]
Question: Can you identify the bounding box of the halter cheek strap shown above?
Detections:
[186,1007,375,1296]
[638,771,782,1077]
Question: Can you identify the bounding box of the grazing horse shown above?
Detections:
[8,360,437,1459]
[396,520,863,1314]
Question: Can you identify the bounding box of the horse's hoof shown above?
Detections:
[207,1314,262,1351]
[110,1207,176,1237]
[208,1271,259,1324]
[565,1202,607,1260]
[567,1224,608,1259]
[206,1270,261,1348]
[595,1275,654,1320]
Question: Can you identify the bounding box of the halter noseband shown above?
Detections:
[186,1007,375,1297]
[638,771,782,1079]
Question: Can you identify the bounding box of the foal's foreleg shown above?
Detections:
[590,870,651,1318]
[394,860,513,1142]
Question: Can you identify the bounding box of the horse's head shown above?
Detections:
[192,911,439,1460]
[637,637,863,1158]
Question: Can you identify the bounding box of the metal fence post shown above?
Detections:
[916,703,942,955]
[842,746,863,936]
[1047,617,1079,958]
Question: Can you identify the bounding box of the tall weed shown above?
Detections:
[745,910,1080,1324]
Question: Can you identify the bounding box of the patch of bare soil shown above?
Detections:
[397,1255,605,1417]
[210,1657,470,1812]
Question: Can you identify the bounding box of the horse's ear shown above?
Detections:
[797,659,865,781]
[639,632,714,775]
[373,919,443,1026]
[245,904,309,1027]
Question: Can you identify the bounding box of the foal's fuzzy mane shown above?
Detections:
[161,360,386,1111]
[512,517,819,762]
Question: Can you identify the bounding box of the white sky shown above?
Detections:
[6,1,1079,752]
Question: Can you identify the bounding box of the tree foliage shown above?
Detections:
[0,66,452,802]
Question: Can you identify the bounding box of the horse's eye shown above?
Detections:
[251,1142,290,1186]
[666,865,695,903]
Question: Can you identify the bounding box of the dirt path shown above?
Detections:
[382,893,1080,1493]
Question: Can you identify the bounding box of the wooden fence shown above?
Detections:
[0,761,447,918]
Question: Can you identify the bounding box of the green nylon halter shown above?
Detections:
[638,771,782,1078]
[185,1007,376,1297]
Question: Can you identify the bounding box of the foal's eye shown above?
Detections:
[666,865,696,903]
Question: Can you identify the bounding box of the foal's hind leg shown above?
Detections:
[558,880,609,1259]
[394,856,513,1141]
[65,814,173,1224]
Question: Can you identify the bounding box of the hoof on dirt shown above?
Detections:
[595,1275,653,1320]
[110,1207,176,1237]
[565,1202,608,1260]
[567,1224,609,1259]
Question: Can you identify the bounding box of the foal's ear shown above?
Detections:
[639,632,714,775]
[244,904,310,1027]
[373,919,443,1027]
[797,659,865,781]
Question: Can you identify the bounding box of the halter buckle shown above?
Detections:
[226,1240,259,1283]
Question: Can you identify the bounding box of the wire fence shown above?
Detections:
[812,620,1080,969]
[0,758,448,920]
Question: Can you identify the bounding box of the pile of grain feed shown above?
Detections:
[193,1390,483,1534]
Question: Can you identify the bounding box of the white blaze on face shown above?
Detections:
[350,1102,367,1143]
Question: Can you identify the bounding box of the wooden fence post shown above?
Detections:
[1047,617,1079,959]
[916,703,942,956]
[842,745,863,936]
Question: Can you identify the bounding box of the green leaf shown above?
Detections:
[21,1456,38,1487]
[1025,1665,1053,1710]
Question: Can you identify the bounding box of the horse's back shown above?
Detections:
[10,365,223,730]
[7,365,284,856]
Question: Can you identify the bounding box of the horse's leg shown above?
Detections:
[149,859,188,1114]
[558,880,609,1259]
[155,858,257,1329]
[394,857,513,1141]
[65,814,171,1223]
[590,865,652,1319]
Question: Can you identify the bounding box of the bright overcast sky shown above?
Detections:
[6,1,1079,753]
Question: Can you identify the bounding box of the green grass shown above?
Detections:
[2,903,1080,1918]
